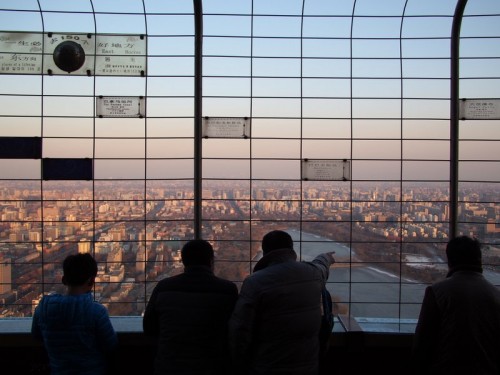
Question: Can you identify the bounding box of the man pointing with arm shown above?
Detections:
[229,230,335,375]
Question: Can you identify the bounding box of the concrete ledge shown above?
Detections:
[0,316,414,375]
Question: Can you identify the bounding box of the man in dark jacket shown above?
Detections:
[143,239,238,375]
[228,230,335,375]
[412,235,500,375]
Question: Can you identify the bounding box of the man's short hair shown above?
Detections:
[62,253,98,286]
[262,230,293,255]
[446,235,482,268]
[181,239,214,267]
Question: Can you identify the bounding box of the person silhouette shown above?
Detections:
[32,253,118,375]
[229,230,335,375]
[412,235,500,375]
[143,239,238,375]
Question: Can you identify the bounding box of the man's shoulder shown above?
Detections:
[197,272,238,293]
[246,260,311,284]
[149,274,179,294]
[40,293,60,301]
[154,272,237,293]
[90,299,109,313]
[38,293,68,306]
[433,272,499,294]
[213,275,238,290]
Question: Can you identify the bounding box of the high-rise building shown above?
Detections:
[136,246,146,274]
[0,258,12,294]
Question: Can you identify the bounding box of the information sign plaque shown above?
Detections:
[0,32,43,74]
[202,117,250,138]
[94,34,146,76]
[302,159,351,181]
[96,96,145,118]
[0,32,146,76]
[459,99,500,120]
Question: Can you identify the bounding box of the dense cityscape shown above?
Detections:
[0,180,499,318]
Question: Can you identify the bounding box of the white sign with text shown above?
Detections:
[202,117,250,138]
[459,99,500,120]
[0,32,146,76]
[302,159,351,181]
[96,96,145,117]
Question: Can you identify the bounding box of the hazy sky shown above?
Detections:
[0,0,499,182]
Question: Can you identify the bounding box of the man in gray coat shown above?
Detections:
[412,235,500,375]
[229,230,335,375]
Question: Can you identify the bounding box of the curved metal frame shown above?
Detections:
[450,0,468,239]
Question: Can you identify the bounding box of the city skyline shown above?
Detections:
[0,0,499,326]
[1,1,499,180]
[1,179,499,319]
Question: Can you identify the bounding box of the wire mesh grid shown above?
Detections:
[0,0,498,331]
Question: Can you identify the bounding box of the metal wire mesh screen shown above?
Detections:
[0,0,499,332]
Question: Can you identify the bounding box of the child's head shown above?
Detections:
[62,253,98,287]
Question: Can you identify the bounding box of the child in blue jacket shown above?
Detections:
[32,253,118,375]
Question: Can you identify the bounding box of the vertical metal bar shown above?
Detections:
[248,0,254,275]
[193,0,203,239]
[140,0,149,312]
[398,0,410,332]
[36,0,45,295]
[89,0,98,298]
[348,0,357,322]
[450,0,468,239]
[299,0,305,258]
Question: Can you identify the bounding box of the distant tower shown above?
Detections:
[0,258,12,294]
[136,246,146,273]
[78,239,92,254]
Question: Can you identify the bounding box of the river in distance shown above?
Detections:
[284,229,500,329]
